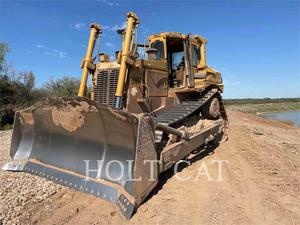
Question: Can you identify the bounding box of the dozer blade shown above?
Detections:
[3,97,158,219]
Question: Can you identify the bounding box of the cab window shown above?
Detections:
[172,51,184,70]
[191,44,200,67]
[150,40,165,59]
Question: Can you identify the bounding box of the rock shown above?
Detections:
[110,211,117,217]
[35,196,44,202]
[0,170,65,223]
[252,127,264,135]
[62,194,72,200]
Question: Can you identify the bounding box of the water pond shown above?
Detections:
[260,110,300,127]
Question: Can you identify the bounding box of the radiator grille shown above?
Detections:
[94,69,119,107]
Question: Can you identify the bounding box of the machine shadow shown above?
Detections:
[141,142,220,206]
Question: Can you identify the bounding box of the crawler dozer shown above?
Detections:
[3,12,228,219]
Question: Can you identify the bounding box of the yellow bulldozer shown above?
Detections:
[3,12,228,219]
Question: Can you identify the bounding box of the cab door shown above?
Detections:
[184,37,199,88]
[145,39,168,97]
[190,42,201,75]
[145,61,168,97]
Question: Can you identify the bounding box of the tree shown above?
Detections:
[44,76,81,97]
[0,42,46,129]
[0,71,41,129]
[0,42,82,129]
[18,71,36,102]
[0,42,10,73]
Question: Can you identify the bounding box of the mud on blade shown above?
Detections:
[3,97,158,219]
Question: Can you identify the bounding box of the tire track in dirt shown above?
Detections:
[0,110,299,225]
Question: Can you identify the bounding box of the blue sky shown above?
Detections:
[0,0,299,98]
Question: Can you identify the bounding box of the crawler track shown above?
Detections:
[156,88,228,140]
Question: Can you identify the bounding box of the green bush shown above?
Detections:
[0,72,43,129]
[44,76,80,97]
[0,42,86,129]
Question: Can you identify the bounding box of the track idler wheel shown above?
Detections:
[203,97,220,119]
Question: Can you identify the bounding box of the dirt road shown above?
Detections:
[0,110,299,225]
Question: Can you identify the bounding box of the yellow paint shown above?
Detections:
[87,14,224,101]
[194,35,207,69]
[78,23,101,97]
[115,12,139,97]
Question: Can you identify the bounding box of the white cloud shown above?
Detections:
[54,49,67,58]
[103,22,126,31]
[105,42,114,49]
[45,50,67,58]
[110,24,123,31]
[102,25,110,30]
[35,44,45,48]
[70,22,86,31]
[35,43,67,59]
[99,0,119,7]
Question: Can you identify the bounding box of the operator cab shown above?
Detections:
[166,37,185,88]
[148,32,201,89]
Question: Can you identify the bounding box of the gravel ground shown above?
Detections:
[0,131,66,225]
[0,110,299,225]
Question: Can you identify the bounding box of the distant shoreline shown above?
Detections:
[256,108,300,115]
[259,110,300,127]
[225,101,300,114]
